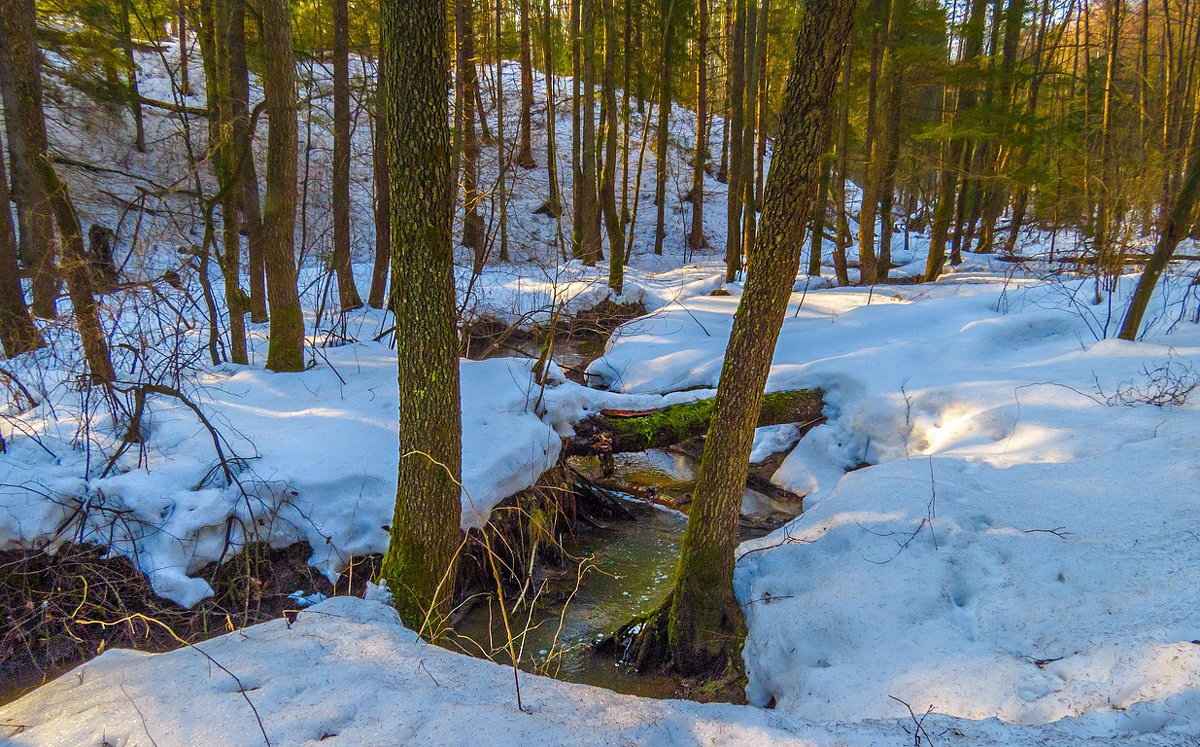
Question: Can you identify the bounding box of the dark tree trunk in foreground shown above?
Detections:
[0,0,57,318]
[379,0,463,636]
[332,0,362,311]
[260,0,305,372]
[624,0,857,676]
[0,137,41,357]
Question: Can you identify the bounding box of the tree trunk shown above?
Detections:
[1120,107,1200,339]
[740,0,763,265]
[539,0,562,216]
[0,135,41,357]
[332,0,362,310]
[857,0,906,284]
[580,0,602,264]
[924,0,988,281]
[369,73,391,308]
[652,0,676,256]
[495,0,510,261]
[724,0,746,280]
[602,0,626,290]
[380,0,463,636]
[260,0,304,372]
[832,42,852,286]
[570,0,583,257]
[0,0,57,318]
[517,0,536,168]
[689,0,710,252]
[121,0,146,152]
[461,0,485,263]
[212,0,247,364]
[624,0,857,676]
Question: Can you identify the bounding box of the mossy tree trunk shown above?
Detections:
[0,0,57,318]
[331,0,362,311]
[627,0,857,676]
[260,0,305,372]
[380,0,463,637]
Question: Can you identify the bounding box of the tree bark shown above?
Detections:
[602,0,626,289]
[580,0,602,264]
[625,0,857,676]
[652,0,677,256]
[689,0,710,252]
[368,72,391,308]
[380,0,463,636]
[724,0,746,280]
[0,134,41,357]
[517,0,536,168]
[332,0,363,310]
[0,0,57,318]
[260,0,305,372]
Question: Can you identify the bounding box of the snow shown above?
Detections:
[1,596,1192,746]
[0,315,563,607]
[587,272,1200,737]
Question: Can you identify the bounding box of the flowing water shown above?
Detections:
[449,448,803,698]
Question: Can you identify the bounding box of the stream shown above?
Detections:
[448,446,803,699]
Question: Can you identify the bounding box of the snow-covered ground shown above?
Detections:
[2,34,1199,746]
[0,596,1192,746]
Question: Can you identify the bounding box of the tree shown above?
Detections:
[688,0,710,252]
[1119,106,1200,340]
[379,0,463,635]
[624,0,857,675]
[332,0,363,311]
[517,0,537,168]
[260,0,305,372]
[0,0,57,318]
[579,0,602,264]
[724,0,746,280]
[602,0,626,289]
[0,135,41,357]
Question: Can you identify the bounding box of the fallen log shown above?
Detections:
[563,388,825,457]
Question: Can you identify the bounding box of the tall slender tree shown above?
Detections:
[332,0,363,310]
[379,0,463,635]
[0,136,41,357]
[625,0,857,675]
[260,0,305,372]
[0,0,56,318]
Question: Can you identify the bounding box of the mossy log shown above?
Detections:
[563,388,825,457]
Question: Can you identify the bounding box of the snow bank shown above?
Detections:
[589,272,1200,737]
[1,596,1184,746]
[0,324,561,607]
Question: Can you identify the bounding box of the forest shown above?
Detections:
[0,0,1198,743]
